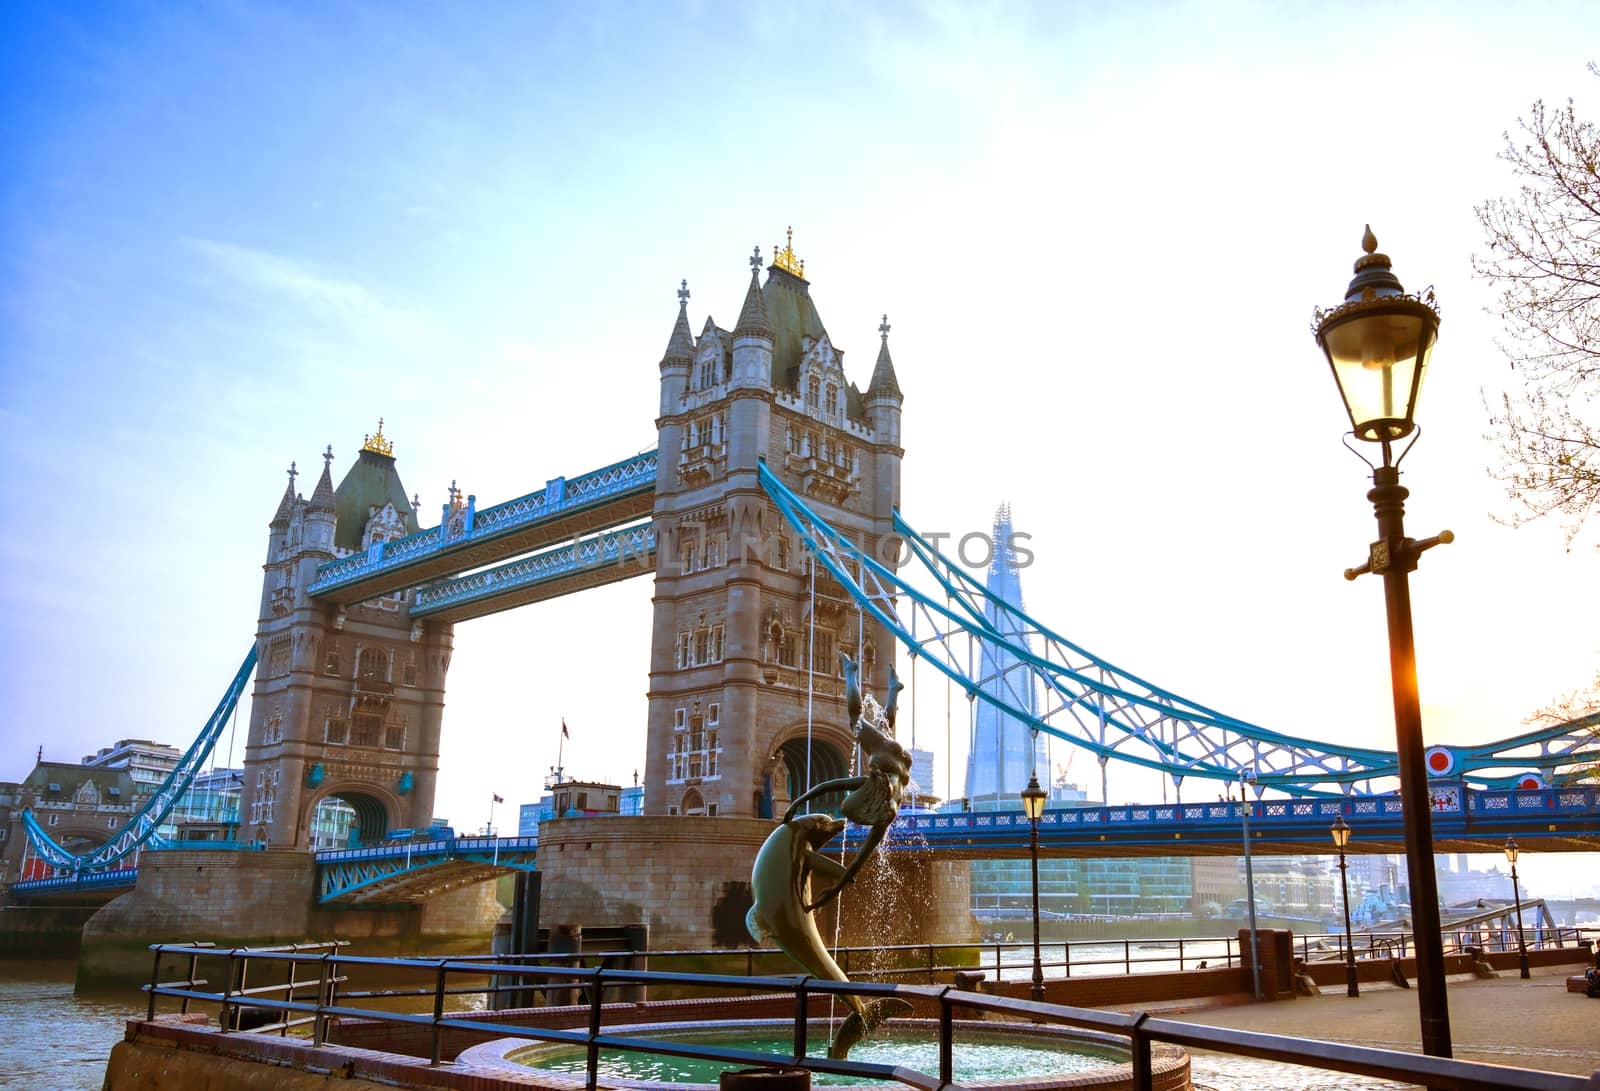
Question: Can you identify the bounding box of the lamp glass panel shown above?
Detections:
[1504,839,1519,864]
[1322,307,1436,441]
[1330,821,1350,850]
[1021,783,1047,820]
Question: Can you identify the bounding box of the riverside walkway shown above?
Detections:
[1157,964,1599,1086]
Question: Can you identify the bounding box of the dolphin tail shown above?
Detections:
[745,905,768,947]
[840,652,861,724]
[827,997,912,1060]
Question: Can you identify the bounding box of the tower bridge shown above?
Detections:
[16,233,1599,958]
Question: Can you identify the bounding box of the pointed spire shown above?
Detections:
[270,461,298,527]
[734,246,773,340]
[867,313,902,399]
[308,445,337,513]
[662,278,696,364]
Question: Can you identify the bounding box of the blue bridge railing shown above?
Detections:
[308,451,657,597]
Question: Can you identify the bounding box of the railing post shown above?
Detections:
[325,955,341,1041]
[282,952,299,1037]
[1063,941,1071,979]
[1130,1013,1152,1091]
[312,953,331,1047]
[586,967,604,1091]
[146,946,162,1021]
[1176,938,1184,972]
[994,941,1002,982]
[429,960,448,1066]
[938,986,953,1087]
[793,978,809,1064]
[927,943,935,985]
[181,948,200,1016]
[218,949,238,1033]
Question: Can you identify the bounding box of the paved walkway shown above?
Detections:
[1145,966,1598,1086]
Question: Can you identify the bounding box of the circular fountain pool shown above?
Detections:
[458,1018,1190,1090]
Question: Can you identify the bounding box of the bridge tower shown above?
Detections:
[238,425,454,848]
[645,235,904,818]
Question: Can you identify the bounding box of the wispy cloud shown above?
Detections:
[184,237,432,344]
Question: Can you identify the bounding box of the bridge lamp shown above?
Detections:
[1314,226,1453,1057]
[1503,836,1530,979]
[1021,773,1048,1003]
[1329,815,1358,997]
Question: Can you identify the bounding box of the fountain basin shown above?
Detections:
[458,1018,1190,1090]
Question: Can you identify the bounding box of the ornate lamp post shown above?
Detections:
[1314,226,1453,1057]
[1021,773,1048,1003]
[1504,836,1530,979]
[1330,815,1359,997]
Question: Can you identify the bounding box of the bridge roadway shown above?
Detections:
[858,784,1600,859]
[11,785,1596,905]
[307,451,657,613]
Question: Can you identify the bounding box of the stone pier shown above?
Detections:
[535,815,977,951]
[79,848,503,988]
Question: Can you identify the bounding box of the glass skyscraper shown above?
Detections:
[964,505,1041,802]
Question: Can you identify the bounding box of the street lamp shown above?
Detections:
[1315,226,1454,1058]
[1329,815,1358,997]
[1021,773,1048,1003]
[1503,836,1530,979]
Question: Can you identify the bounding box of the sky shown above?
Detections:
[3,1,1599,894]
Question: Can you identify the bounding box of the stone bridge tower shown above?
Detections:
[239,425,454,848]
[645,235,904,818]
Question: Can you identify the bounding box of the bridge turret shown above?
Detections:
[302,447,338,556]
[656,281,696,496]
[730,247,774,392]
[863,315,904,525]
[659,279,694,416]
[243,426,447,851]
[644,233,899,820]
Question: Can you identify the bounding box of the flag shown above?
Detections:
[492,793,504,804]
[561,719,570,739]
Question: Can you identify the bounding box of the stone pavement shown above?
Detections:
[1147,965,1599,1082]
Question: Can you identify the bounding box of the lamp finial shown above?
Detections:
[1362,225,1378,255]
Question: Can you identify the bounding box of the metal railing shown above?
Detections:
[142,942,1598,1091]
[485,928,1597,986]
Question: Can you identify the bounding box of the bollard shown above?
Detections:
[721,1069,810,1091]
[953,970,986,992]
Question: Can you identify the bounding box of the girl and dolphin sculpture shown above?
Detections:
[745,653,915,1060]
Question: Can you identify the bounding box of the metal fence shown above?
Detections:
[143,942,1598,1091]
[487,928,1596,985]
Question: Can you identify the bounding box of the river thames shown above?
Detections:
[0,962,136,1090]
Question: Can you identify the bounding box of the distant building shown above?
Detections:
[82,739,181,797]
[1434,854,1524,905]
[964,506,1041,801]
[1244,855,1336,919]
[910,746,934,800]
[518,798,552,838]
[1191,856,1245,915]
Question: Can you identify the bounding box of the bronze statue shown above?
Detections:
[747,653,913,1059]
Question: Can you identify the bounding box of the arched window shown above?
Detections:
[681,788,706,816]
[807,375,821,411]
[357,647,389,682]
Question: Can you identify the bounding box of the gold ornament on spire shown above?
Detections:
[362,418,394,457]
[773,225,806,279]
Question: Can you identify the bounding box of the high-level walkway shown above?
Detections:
[1163,965,1600,1081]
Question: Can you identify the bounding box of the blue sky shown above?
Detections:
[4,2,1600,891]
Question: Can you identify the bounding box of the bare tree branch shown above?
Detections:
[1476,66,1600,548]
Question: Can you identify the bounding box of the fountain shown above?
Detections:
[461,656,1190,1088]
